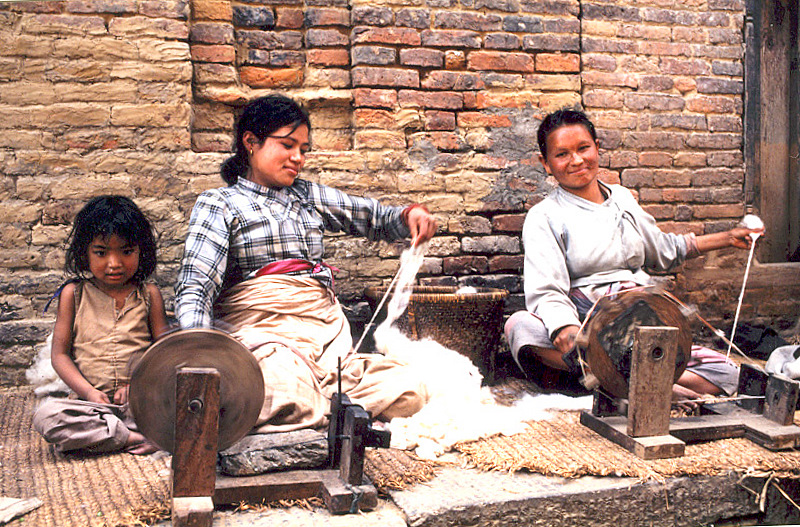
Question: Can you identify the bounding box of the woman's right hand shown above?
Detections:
[553,325,580,354]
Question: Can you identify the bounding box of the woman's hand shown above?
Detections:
[727,227,763,249]
[404,205,437,246]
[553,325,580,354]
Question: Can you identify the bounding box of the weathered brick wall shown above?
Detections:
[1,0,796,386]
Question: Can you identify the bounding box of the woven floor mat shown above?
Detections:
[0,387,171,527]
[0,387,437,525]
[456,411,800,482]
[365,448,438,492]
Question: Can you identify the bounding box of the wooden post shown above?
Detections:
[737,363,769,413]
[627,326,678,438]
[340,405,369,486]
[763,374,800,426]
[172,367,220,527]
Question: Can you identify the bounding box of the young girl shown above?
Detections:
[33,196,169,454]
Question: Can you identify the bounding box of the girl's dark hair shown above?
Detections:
[220,94,311,185]
[537,108,598,160]
[65,195,158,283]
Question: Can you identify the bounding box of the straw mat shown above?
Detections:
[456,410,800,482]
[0,387,171,527]
[0,387,436,525]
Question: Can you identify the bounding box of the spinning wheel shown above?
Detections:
[578,291,691,398]
[128,328,264,453]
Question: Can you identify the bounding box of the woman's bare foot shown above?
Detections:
[125,431,159,455]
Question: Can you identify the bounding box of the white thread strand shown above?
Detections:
[727,240,758,359]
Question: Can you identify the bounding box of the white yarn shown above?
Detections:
[25,333,70,398]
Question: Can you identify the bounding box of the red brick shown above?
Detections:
[66,0,136,14]
[421,29,481,48]
[642,204,676,220]
[468,51,534,72]
[398,90,463,110]
[424,110,455,131]
[638,152,673,167]
[457,112,512,128]
[353,88,397,109]
[354,109,397,129]
[685,95,738,114]
[276,8,303,29]
[491,213,525,232]
[351,27,421,46]
[489,255,523,273]
[305,7,349,27]
[191,44,235,63]
[240,66,303,88]
[421,71,484,91]
[535,52,579,72]
[443,256,489,275]
[692,204,743,219]
[307,49,348,67]
[306,28,348,47]
[190,22,233,45]
[399,48,444,68]
[444,50,466,69]
[408,132,467,151]
[582,70,637,88]
[352,67,418,88]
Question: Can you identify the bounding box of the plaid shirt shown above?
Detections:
[175,177,410,328]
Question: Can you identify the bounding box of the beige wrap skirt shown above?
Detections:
[214,275,426,433]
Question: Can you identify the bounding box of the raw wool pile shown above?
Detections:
[25,333,70,398]
[374,244,592,459]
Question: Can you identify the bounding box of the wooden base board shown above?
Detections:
[581,409,800,459]
[214,469,378,514]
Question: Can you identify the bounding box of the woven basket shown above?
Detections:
[364,285,508,381]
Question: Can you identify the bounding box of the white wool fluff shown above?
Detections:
[25,333,70,398]
[373,243,591,459]
[376,324,591,459]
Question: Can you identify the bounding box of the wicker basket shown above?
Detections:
[364,285,508,381]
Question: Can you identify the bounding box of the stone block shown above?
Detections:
[396,8,431,29]
[108,16,188,39]
[110,103,191,127]
[303,67,350,88]
[443,255,489,275]
[66,0,136,14]
[217,430,329,476]
[140,0,189,19]
[21,14,107,35]
[352,6,393,26]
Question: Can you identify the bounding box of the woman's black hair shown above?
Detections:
[537,108,598,160]
[220,94,312,185]
[65,195,158,283]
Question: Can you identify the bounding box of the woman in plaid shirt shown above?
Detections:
[174,94,437,432]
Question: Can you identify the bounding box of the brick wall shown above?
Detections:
[1,0,796,386]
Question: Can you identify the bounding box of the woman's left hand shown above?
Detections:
[728,227,764,249]
[405,205,437,246]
